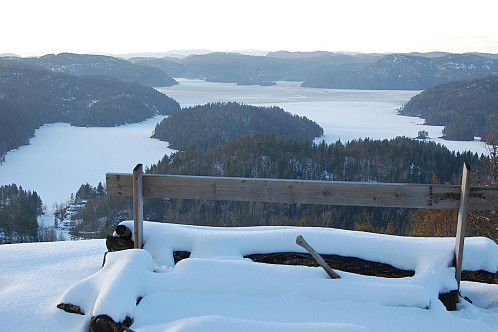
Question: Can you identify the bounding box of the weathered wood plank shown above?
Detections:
[455,163,471,293]
[106,173,498,210]
[243,253,497,283]
[245,252,414,278]
[106,173,133,196]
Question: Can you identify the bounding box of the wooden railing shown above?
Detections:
[106,163,498,294]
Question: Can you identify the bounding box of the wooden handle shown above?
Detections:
[296,235,340,279]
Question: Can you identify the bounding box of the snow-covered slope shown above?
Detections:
[1,222,497,331]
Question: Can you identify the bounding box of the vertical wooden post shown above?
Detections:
[454,163,471,295]
[133,164,144,249]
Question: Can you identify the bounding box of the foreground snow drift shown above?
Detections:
[0,240,106,331]
[56,222,498,331]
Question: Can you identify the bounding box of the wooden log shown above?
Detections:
[173,251,191,264]
[89,315,133,332]
[461,270,498,284]
[106,235,134,252]
[89,315,118,332]
[296,235,340,279]
[245,252,414,278]
[244,252,497,283]
[438,290,458,311]
[103,226,135,267]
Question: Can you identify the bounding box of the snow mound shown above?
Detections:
[57,222,498,331]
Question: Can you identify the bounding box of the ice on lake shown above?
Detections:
[159,80,489,153]
[0,79,489,211]
[0,116,174,212]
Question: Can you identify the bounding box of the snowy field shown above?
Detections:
[1,222,497,331]
[0,79,489,212]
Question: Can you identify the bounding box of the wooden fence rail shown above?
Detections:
[106,163,498,298]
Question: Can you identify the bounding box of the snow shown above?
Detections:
[0,239,105,331]
[1,80,497,329]
[3,222,492,331]
[0,80,489,215]
[37,213,55,228]
[158,79,490,155]
[0,116,174,213]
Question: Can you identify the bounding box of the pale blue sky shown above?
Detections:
[2,0,497,56]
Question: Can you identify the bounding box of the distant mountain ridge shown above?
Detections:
[7,51,497,91]
[266,51,343,59]
[130,51,498,90]
[301,53,498,90]
[20,53,178,87]
[0,59,180,160]
[130,52,382,86]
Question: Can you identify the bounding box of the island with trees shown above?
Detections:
[151,102,324,150]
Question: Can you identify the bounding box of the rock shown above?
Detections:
[106,235,134,252]
[57,303,84,315]
[115,225,132,238]
[89,314,133,332]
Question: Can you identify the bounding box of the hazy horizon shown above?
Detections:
[2,0,497,56]
[3,49,497,61]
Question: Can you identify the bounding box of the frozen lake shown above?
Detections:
[159,80,488,153]
[0,79,489,211]
[0,117,174,212]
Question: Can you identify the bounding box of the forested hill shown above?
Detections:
[130,52,497,90]
[398,75,498,141]
[70,134,484,237]
[130,52,382,85]
[146,134,483,233]
[0,60,181,160]
[152,102,323,150]
[146,135,491,237]
[301,53,498,90]
[22,53,178,87]
[150,134,478,184]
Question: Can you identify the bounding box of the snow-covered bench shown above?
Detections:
[106,163,496,299]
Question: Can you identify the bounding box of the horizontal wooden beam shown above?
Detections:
[106,173,498,210]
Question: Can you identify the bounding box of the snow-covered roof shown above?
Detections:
[52,221,498,331]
